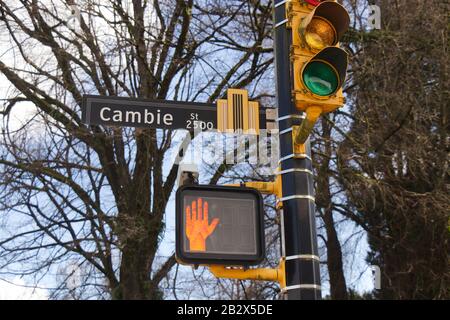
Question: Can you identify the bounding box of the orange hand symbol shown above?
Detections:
[185,198,219,252]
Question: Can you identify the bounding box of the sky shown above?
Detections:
[0,277,48,300]
[0,0,376,300]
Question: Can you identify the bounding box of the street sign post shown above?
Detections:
[176,185,265,266]
[82,94,272,132]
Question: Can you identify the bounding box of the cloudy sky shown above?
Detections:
[0,277,48,300]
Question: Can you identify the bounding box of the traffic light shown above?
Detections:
[176,185,265,266]
[289,0,350,144]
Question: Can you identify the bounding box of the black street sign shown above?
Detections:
[82,95,217,130]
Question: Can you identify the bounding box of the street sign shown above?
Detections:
[82,95,217,130]
[82,94,272,131]
[176,185,265,266]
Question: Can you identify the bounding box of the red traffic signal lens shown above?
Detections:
[305,0,323,6]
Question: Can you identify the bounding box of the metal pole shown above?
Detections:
[273,0,321,300]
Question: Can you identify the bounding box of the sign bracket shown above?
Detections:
[208,258,286,288]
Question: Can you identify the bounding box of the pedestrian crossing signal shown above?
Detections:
[176,185,265,266]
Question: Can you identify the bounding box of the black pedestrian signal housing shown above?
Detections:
[176,185,265,266]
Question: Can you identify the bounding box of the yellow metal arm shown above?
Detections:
[294,106,322,145]
[208,259,285,288]
[226,176,282,198]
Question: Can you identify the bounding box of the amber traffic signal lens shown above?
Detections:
[305,17,336,51]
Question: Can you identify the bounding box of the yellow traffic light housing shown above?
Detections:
[289,0,350,144]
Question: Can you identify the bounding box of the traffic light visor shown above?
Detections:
[301,47,348,96]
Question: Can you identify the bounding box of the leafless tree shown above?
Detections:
[0,0,273,299]
[336,0,449,299]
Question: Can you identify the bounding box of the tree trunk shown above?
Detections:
[119,247,151,299]
[315,118,348,300]
[323,208,348,300]
[114,203,163,299]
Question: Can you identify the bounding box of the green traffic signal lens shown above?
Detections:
[302,61,338,96]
